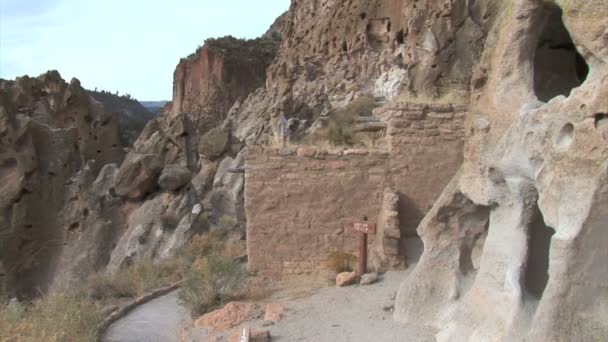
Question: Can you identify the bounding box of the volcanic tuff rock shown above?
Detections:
[394,1,608,341]
[88,90,156,146]
[171,35,281,131]
[0,15,284,296]
[2,3,607,341]
[227,0,500,144]
[0,71,124,296]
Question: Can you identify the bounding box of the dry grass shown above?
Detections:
[323,251,358,275]
[176,229,248,317]
[305,95,375,147]
[218,215,238,228]
[0,293,104,342]
[396,78,469,105]
[87,260,182,300]
[0,228,247,341]
[265,94,389,152]
[266,130,298,149]
[396,89,469,105]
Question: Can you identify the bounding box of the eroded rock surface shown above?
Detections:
[395,1,608,341]
[0,71,124,296]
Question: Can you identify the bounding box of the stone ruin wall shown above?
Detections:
[245,147,389,277]
[381,103,466,247]
[245,103,466,277]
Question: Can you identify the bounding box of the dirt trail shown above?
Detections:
[103,270,435,342]
[264,270,435,342]
[190,269,435,342]
[102,291,188,342]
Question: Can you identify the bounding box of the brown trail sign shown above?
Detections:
[347,220,377,234]
[343,217,376,276]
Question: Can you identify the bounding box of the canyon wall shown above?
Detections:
[227,0,499,144]
[394,1,608,341]
[1,16,282,296]
[3,2,606,340]
[0,72,124,296]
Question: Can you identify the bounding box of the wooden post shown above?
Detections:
[345,216,375,277]
[358,232,368,276]
[358,216,369,276]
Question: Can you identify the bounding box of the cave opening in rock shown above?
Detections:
[524,205,555,299]
[594,113,608,129]
[533,4,588,102]
[396,30,405,45]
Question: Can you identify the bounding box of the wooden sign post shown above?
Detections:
[345,217,376,276]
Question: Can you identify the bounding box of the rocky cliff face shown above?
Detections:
[227,0,500,144]
[0,71,124,296]
[394,1,608,341]
[1,22,282,296]
[171,36,281,132]
[88,90,156,146]
[2,2,607,340]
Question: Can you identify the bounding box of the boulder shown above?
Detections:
[91,163,119,197]
[158,164,191,191]
[194,302,254,331]
[360,272,379,285]
[263,303,285,322]
[198,127,229,159]
[336,272,359,287]
[113,154,162,199]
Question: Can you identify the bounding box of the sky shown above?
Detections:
[0,0,290,100]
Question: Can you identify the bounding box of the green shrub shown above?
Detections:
[178,256,247,317]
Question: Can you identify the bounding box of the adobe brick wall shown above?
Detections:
[245,103,465,277]
[379,103,466,238]
[245,147,389,277]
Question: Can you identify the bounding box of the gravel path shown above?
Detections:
[102,291,188,342]
[186,269,435,342]
[104,270,435,342]
[262,270,435,342]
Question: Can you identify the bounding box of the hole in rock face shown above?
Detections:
[458,205,491,275]
[533,4,589,102]
[594,113,608,129]
[524,205,555,298]
[556,123,574,151]
[396,30,405,45]
[2,158,17,168]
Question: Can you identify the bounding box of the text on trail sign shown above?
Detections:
[347,220,377,234]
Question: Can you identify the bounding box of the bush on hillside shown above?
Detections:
[178,256,247,317]
[305,95,375,147]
